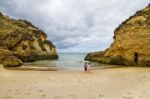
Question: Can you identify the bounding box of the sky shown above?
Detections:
[0,0,149,53]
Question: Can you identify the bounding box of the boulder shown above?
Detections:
[0,49,23,67]
[3,56,23,67]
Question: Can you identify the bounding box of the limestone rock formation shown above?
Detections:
[0,49,23,67]
[0,12,58,67]
[3,58,23,67]
[85,4,150,66]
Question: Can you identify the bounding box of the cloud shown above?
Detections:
[0,0,149,53]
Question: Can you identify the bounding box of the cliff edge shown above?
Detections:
[85,4,150,66]
[0,12,58,67]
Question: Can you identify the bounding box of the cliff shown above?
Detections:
[85,4,150,66]
[0,12,58,67]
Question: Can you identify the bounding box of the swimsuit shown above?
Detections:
[84,65,87,71]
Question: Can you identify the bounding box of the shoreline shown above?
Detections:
[2,63,148,72]
[1,64,124,71]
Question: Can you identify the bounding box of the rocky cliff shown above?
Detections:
[0,12,58,67]
[85,4,150,66]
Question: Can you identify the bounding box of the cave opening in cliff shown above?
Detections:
[134,52,138,64]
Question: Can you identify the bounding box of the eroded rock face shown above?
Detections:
[3,57,23,67]
[85,4,150,66]
[0,49,23,67]
[0,12,58,67]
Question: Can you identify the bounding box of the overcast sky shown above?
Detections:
[0,0,149,53]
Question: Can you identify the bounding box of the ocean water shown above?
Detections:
[56,53,88,70]
[25,53,99,71]
[25,53,97,70]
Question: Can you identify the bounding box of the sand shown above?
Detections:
[0,65,150,99]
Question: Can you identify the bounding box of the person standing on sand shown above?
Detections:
[84,62,90,72]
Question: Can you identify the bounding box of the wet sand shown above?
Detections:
[0,65,150,99]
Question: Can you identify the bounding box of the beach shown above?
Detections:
[0,65,150,99]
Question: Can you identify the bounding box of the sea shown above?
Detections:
[25,53,100,71]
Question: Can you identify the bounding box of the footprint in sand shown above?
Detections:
[12,80,16,82]
[39,90,43,92]
[42,94,46,97]
[123,96,133,99]
[16,90,19,92]
[139,95,143,98]
[25,93,31,95]
[126,92,132,94]
[142,75,146,78]
[69,94,77,99]
[7,89,12,92]
[29,88,32,91]
[15,90,20,95]
[138,78,142,81]
[3,96,12,99]
[35,81,38,84]
[99,94,104,98]
[54,96,61,99]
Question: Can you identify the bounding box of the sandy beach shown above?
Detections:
[0,65,150,99]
